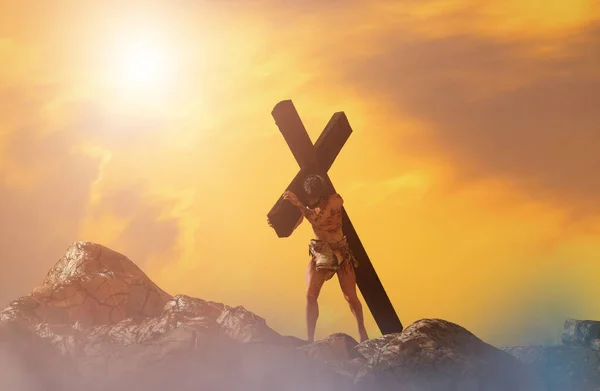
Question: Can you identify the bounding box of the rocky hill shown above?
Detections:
[0,241,597,391]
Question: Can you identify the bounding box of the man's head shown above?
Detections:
[303,174,327,199]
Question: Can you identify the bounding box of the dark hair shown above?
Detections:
[303,174,326,197]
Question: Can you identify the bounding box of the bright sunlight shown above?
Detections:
[116,36,172,95]
[90,14,192,116]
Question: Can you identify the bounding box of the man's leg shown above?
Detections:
[337,261,369,342]
[306,258,326,342]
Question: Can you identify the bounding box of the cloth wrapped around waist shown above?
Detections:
[308,237,359,272]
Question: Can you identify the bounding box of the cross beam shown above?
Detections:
[267,100,403,335]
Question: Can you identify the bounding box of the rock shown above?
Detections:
[299,333,366,381]
[355,318,545,391]
[563,318,600,349]
[164,294,284,344]
[301,333,362,362]
[280,335,309,347]
[356,333,398,358]
[503,345,600,391]
[0,242,355,390]
[1,242,172,327]
[0,242,583,391]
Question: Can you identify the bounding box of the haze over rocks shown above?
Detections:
[0,241,596,390]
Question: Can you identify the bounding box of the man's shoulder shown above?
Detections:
[328,193,344,203]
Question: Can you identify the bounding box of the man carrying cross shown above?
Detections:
[268,173,369,343]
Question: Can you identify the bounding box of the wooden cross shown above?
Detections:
[267,100,403,335]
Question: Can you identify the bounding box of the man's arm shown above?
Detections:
[283,191,317,221]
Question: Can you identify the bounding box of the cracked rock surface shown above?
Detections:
[0,241,593,390]
[1,242,171,327]
[563,319,600,350]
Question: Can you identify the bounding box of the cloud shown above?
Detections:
[337,18,600,219]
[0,0,598,345]
[0,68,181,305]
[0,98,101,305]
[84,184,181,262]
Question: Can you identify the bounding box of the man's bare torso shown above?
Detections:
[306,194,345,242]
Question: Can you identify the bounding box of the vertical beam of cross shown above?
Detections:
[267,100,403,335]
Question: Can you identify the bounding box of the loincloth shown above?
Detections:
[308,237,359,280]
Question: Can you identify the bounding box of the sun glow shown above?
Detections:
[96,23,181,109]
[117,36,172,93]
[122,42,168,87]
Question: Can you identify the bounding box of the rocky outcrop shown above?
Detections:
[0,241,585,391]
[563,318,600,350]
[0,242,330,391]
[355,319,544,391]
[1,242,171,327]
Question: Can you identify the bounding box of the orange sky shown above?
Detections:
[0,0,599,345]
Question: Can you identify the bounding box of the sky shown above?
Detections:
[0,0,598,346]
